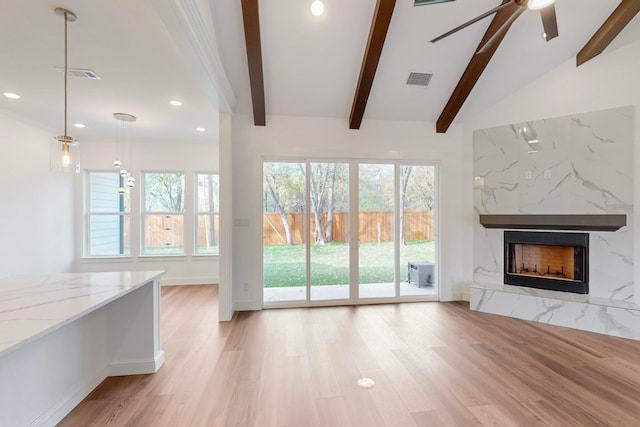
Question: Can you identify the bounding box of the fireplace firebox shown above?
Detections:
[504,231,589,294]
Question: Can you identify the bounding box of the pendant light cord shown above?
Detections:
[63,11,68,137]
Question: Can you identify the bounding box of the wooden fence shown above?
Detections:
[263,211,434,245]
[133,214,219,248]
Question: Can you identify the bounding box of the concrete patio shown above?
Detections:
[264,281,437,303]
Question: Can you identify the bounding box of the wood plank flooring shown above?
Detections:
[59,285,640,426]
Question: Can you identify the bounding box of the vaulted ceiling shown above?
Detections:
[217,0,640,131]
[1,0,638,143]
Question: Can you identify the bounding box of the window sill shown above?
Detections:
[192,253,219,259]
[80,256,133,263]
[138,255,187,261]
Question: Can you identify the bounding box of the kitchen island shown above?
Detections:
[0,271,165,426]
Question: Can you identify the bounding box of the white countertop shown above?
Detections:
[0,271,164,357]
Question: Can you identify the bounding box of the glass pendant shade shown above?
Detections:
[50,135,80,173]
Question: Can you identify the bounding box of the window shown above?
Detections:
[86,171,130,256]
[196,173,219,255]
[143,172,185,255]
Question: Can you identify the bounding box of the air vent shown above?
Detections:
[55,67,101,79]
[406,72,433,87]
[414,0,455,6]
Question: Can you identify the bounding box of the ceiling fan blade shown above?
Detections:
[540,3,559,41]
[476,6,525,54]
[430,1,514,43]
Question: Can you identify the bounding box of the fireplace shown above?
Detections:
[504,231,589,294]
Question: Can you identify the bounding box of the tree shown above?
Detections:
[145,173,184,212]
[401,166,435,244]
[202,174,219,248]
[358,164,394,211]
[301,163,349,244]
[400,166,413,246]
[404,166,435,211]
[263,163,305,245]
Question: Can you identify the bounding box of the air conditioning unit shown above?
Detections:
[408,261,435,287]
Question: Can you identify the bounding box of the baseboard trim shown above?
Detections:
[30,367,108,427]
[234,300,262,311]
[161,277,218,286]
[109,350,165,376]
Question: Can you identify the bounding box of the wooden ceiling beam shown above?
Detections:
[577,0,640,67]
[241,0,266,126]
[349,0,396,129]
[435,1,524,133]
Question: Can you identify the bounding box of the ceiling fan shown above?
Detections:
[429,0,559,53]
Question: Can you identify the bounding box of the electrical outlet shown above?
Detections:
[525,170,532,180]
[544,169,552,179]
[243,282,249,292]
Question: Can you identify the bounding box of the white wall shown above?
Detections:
[0,112,75,278]
[74,138,220,285]
[464,40,640,303]
[229,114,474,310]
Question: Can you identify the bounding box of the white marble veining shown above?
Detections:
[473,106,634,301]
[471,282,640,341]
[472,106,635,339]
[0,271,164,357]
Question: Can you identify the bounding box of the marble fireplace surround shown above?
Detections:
[471,106,639,341]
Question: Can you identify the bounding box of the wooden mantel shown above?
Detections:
[479,214,626,232]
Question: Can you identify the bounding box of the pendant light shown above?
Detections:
[51,7,80,173]
[113,112,136,194]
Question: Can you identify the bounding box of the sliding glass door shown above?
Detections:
[263,160,437,306]
[262,162,306,303]
[399,165,437,297]
[358,163,396,299]
[309,162,350,301]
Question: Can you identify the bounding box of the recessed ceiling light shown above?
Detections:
[3,92,20,99]
[310,0,324,16]
[74,123,86,128]
[170,100,182,107]
[196,127,206,132]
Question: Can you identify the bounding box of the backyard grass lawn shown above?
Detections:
[263,240,435,287]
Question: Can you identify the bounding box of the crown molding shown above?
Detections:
[148,0,237,113]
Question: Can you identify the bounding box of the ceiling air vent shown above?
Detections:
[55,67,101,79]
[406,72,433,87]
[414,0,455,6]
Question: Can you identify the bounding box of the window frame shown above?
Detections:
[84,170,131,258]
[194,171,220,256]
[141,170,186,256]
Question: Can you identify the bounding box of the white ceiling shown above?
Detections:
[1,0,639,143]
[211,0,640,126]
[0,0,220,143]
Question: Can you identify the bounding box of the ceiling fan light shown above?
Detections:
[527,0,554,11]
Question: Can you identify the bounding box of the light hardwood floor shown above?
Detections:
[60,285,640,426]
